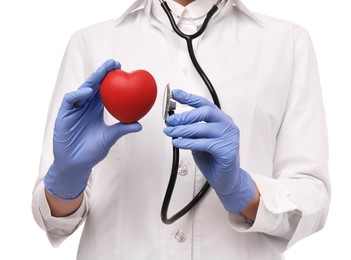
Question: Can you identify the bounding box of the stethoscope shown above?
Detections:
[159,0,225,224]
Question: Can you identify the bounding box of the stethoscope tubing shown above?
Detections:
[160,0,223,224]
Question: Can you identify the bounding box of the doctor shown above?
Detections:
[32,0,330,259]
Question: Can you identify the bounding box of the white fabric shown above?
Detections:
[32,0,330,259]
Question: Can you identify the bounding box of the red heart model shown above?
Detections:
[100,69,157,124]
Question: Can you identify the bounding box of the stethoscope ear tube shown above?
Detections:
[160,1,223,224]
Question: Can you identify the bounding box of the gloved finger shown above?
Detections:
[103,122,142,148]
[171,89,217,109]
[166,105,226,126]
[164,122,223,139]
[61,87,93,110]
[79,59,121,91]
[171,137,214,152]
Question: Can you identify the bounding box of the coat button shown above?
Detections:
[178,163,188,176]
[175,230,186,243]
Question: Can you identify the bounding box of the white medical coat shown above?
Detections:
[32,0,330,259]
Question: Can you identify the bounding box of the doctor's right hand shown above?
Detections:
[44,59,142,200]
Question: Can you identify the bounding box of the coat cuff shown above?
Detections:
[228,174,300,236]
[34,183,88,247]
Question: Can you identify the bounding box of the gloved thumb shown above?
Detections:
[104,122,142,148]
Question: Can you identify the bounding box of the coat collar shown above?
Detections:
[115,0,262,25]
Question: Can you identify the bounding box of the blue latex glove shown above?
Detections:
[163,89,256,212]
[44,60,142,200]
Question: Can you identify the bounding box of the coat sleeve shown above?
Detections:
[228,25,330,252]
[31,31,90,247]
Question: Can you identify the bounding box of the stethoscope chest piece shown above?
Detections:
[162,84,177,120]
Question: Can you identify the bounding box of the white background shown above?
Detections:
[0,0,350,259]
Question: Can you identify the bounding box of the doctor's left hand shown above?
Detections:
[164,89,256,212]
